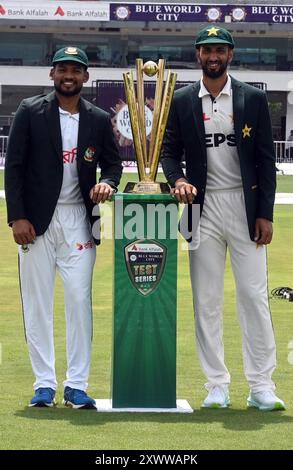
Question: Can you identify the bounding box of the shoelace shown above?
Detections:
[67,389,91,402]
[209,386,227,397]
[254,391,275,399]
[74,390,87,399]
[37,388,54,397]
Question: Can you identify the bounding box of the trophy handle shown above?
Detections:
[149,59,165,167]
[149,71,177,181]
[123,71,147,181]
[136,59,148,166]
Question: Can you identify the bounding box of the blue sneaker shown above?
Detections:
[29,387,56,407]
[63,386,96,409]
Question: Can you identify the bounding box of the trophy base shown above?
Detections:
[124,181,170,194]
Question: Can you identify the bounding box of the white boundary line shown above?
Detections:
[0,190,293,203]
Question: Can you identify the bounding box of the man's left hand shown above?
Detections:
[89,183,114,204]
[254,218,273,245]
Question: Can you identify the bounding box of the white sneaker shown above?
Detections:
[202,385,230,408]
[247,390,286,411]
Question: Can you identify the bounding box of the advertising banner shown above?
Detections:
[0,1,109,21]
[1,2,292,24]
[110,3,293,24]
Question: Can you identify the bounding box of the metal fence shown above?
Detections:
[0,136,8,167]
[0,135,292,167]
[274,141,293,163]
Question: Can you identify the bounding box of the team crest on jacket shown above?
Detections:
[84,147,96,162]
[242,124,252,138]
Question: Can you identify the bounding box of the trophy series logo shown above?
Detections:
[124,240,166,296]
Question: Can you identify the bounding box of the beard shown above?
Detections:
[54,82,83,97]
[200,59,229,79]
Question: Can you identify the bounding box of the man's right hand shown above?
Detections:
[12,219,36,245]
[171,178,197,204]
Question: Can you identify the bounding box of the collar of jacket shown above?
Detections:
[190,75,244,159]
[43,91,93,166]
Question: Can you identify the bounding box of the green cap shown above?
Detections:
[195,26,234,49]
[52,46,88,67]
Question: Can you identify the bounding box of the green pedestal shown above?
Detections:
[112,193,178,408]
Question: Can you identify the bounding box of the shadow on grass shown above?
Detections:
[15,406,293,431]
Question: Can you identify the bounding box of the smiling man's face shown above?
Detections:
[50,61,89,97]
[196,44,233,79]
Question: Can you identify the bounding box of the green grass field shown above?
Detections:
[0,170,292,192]
[0,172,293,450]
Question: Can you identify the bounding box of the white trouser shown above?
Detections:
[189,189,276,393]
[19,204,96,391]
